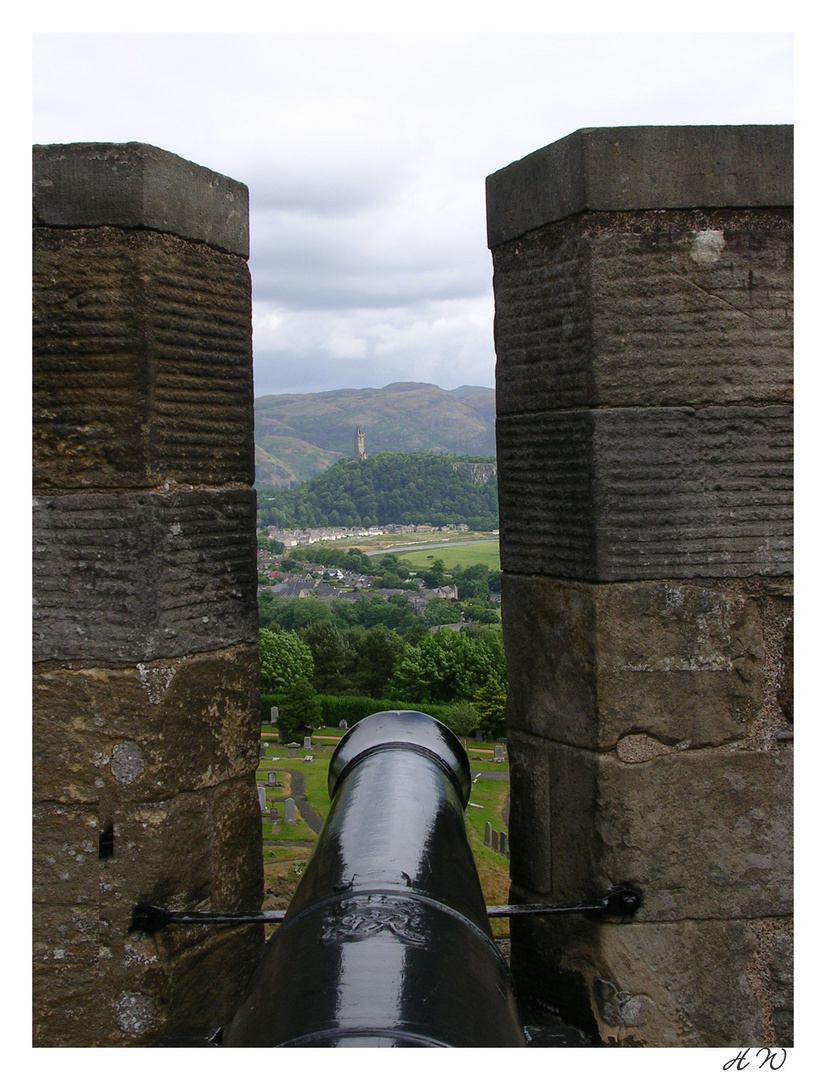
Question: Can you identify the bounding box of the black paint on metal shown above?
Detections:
[487,885,642,920]
[223,711,527,1047]
[130,884,641,933]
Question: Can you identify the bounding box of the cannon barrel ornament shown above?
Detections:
[224,711,526,1047]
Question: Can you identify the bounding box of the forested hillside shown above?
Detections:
[255,382,495,485]
[258,452,498,530]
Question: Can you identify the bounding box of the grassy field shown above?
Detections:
[374,539,501,572]
[257,728,512,935]
[300,529,497,556]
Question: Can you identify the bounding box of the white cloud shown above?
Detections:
[32,31,793,395]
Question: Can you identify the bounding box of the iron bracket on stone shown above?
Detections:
[486,884,642,920]
[129,886,641,934]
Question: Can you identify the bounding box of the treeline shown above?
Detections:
[257,452,498,530]
[257,594,507,742]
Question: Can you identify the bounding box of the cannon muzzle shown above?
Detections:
[224,711,526,1047]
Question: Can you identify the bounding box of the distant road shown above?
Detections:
[363,539,495,556]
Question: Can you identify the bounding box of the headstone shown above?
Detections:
[288,744,298,759]
[484,821,492,847]
[267,771,276,786]
[269,806,278,823]
[339,720,348,730]
[303,736,312,750]
[475,730,484,741]
[270,706,279,723]
[304,755,314,762]
[499,831,507,855]
[257,786,267,813]
[284,798,296,824]
[263,742,269,748]
[494,744,505,763]
[491,829,499,852]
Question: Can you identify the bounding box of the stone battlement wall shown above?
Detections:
[33,143,263,1046]
[487,126,793,1047]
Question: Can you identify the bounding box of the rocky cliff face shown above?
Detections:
[452,460,497,484]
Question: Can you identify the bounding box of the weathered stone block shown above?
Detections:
[33,226,253,489]
[766,924,794,1045]
[212,781,265,909]
[33,488,258,662]
[33,646,260,803]
[165,925,264,1032]
[33,142,249,256]
[32,904,100,965]
[32,962,109,1047]
[506,736,552,895]
[486,125,793,247]
[32,804,99,906]
[510,905,781,1046]
[503,576,764,749]
[518,742,793,922]
[493,209,793,414]
[97,791,215,922]
[497,406,792,580]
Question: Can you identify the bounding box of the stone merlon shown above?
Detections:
[33,142,250,257]
[486,125,793,247]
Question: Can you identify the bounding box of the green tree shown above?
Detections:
[388,628,499,703]
[300,621,347,694]
[423,597,460,627]
[462,600,501,625]
[472,677,507,740]
[258,629,315,694]
[457,563,490,600]
[352,625,404,697]
[420,557,447,588]
[278,678,322,740]
[440,700,480,737]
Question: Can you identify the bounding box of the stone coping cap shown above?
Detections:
[486,125,793,247]
[33,142,249,257]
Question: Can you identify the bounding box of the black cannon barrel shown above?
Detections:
[224,711,526,1047]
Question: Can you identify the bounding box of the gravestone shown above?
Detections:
[270,707,279,723]
[484,822,492,847]
[257,787,267,813]
[304,755,314,762]
[494,745,505,763]
[269,806,278,824]
[284,798,296,825]
[500,831,507,855]
[267,771,276,786]
[339,720,348,730]
[303,736,312,750]
[287,743,298,759]
[491,829,499,852]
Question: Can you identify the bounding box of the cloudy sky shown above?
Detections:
[32,28,793,399]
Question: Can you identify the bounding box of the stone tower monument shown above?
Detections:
[353,426,366,460]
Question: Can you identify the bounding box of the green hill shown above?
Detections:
[258,452,498,531]
[255,382,495,486]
